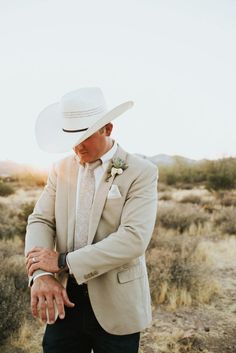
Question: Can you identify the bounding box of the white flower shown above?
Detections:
[111,167,123,177]
[106,158,128,182]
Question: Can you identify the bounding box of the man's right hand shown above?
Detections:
[31,275,75,324]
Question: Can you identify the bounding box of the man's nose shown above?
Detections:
[74,143,83,152]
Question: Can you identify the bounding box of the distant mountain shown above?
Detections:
[0,160,40,176]
[135,154,199,166]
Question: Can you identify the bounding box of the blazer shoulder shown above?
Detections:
[127,153,158,177]
[52,154,75,174]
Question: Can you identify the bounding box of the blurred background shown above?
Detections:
[0,1,236,352]
[0,0,235,167]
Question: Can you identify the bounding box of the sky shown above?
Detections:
[0,0,235,167]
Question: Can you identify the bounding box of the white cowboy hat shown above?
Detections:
[35,87,134,153]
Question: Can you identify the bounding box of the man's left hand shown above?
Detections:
[26,247,60,276]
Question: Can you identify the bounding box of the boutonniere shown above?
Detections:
[106,158,128,182]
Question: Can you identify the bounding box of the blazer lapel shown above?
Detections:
[88,145,128,245]
[67,156,80,251]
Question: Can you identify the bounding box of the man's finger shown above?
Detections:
[45,296,56,324]
[26,258,38,273]
[31,295,39,318]
[54,294,66,319]
[38,296,47,323]
[62,288,75,308]
[26,247,43,257]
[28,263,40,276]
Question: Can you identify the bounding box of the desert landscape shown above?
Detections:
[0,156,236,353]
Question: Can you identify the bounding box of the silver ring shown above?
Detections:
[32,257,37,263]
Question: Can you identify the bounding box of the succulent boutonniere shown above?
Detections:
[106,157,128,182]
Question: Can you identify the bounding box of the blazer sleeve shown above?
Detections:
[67,163,158,284]
[25,163,57,282]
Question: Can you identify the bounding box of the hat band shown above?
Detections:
[63,104,106,119]
[62,127,88,133]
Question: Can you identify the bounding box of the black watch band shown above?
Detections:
[58,252,68,269]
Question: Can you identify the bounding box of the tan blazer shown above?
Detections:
[25,145,158,335]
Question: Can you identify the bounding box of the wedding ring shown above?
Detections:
[32,257,37,263]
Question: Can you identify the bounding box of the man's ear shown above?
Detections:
[105,123,113,136]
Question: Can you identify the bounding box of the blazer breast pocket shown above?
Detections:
[107,184,122,199]
[117,264,144,284]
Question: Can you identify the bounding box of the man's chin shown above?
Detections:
[78,155,92,164]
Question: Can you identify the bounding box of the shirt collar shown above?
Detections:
[100,140,118,164]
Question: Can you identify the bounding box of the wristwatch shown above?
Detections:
[58,252,68,270]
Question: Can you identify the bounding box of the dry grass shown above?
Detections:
[0,188,38,241]
[147,233,220,310]
[157,203,209,233]
[9,320,43,353]
[0,237,43,353]
[159,192,172,201]
[140,328,193,353]
[0,239,29,343]
[214,207,236,235]
[179,194,202,205]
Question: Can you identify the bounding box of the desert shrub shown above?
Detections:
[16,202,35,240]
[215,191,236,207]
[157,204,209,233]
[0,201,35,241]
[13,172,47,188]
[157,182,171,192]
[0,202,19,239]
[165,173,177,185]
[221,196,236,207]
[159,192,172,201]
[147,232,219,308]
[206,174,235,191]
[214,208,236,235]
[0,181,15,197]
[0,240,30,344]
[158,157,236,189]
[6,319,43,353]
[179,194,202,205]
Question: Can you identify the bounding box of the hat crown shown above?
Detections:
[61,87,106,113]
[36,86,133,153]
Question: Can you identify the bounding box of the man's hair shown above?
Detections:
[99,124,110,134]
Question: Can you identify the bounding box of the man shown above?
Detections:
[25,87,158,353]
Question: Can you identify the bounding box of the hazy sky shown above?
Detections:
[0,0,235,167]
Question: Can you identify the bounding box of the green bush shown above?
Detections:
[0,203,18,239]
[159,157,236,190]
[16,202,35,240]
[206,173,235,191]
[0,181,15,197]
[0,201,35,241]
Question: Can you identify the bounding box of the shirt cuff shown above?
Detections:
[33,272,54,282]
[66,254,73,274]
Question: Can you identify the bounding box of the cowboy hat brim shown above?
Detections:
[35,100,134,153]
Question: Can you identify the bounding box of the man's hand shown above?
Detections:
[31,275,75,324]
[26,247,60,276]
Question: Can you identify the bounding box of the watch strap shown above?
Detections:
[58,252,68,269]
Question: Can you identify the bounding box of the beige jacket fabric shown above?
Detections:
[25,145,158,335]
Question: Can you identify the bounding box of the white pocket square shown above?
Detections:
[107,184,122,199]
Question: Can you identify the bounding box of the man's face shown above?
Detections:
[73,123,113,164]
